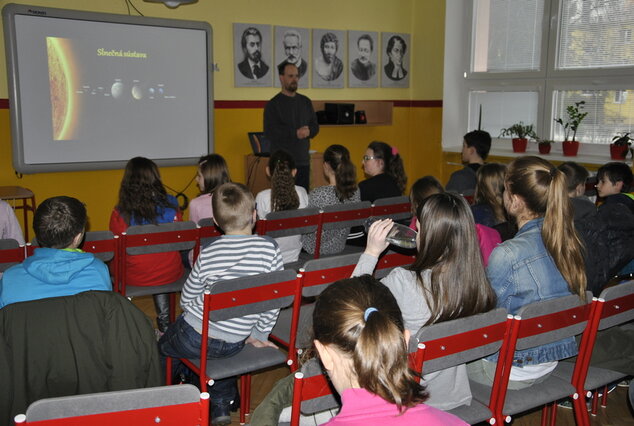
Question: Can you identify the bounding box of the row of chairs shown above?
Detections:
[291,280,634,426]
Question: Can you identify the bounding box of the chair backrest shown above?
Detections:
[371,196,412,222]
[122,221,198,255]
[290,358,339,426]
[412,308,510,375]
[300,252,362,298]
[197,218,222,246]
[0,238,25,272]
[81,231,117,263]
[373,250,416,280]
[596,279,634,330]
[320,201,372,231]
[16,385,208,425]
[258,207,321,238]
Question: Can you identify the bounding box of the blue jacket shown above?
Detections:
[0,248,111,308]
[486,218,578,366]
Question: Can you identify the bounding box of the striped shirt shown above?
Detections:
[181,234,283,343]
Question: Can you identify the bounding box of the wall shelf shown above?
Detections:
[312,100,393,126]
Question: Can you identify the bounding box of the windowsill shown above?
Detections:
[444,142,633,167]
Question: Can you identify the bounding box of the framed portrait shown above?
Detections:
[233,23,272,87]
[311,29,345,89]
[274,26,309,89]
[348,31,378,88]
[381,32,410,88]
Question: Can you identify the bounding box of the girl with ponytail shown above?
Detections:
[469,156,586,389]
[359,141,407,201]
[255,150,308,263]
[312,275,466,425]
[302,144,361,256]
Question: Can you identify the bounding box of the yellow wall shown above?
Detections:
[0,0,446,236]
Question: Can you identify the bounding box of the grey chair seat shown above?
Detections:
[270,304,315,349]
[185,345,288,381]
[124,270,190,297]
[446,398,492,425]
[552,360,627,392]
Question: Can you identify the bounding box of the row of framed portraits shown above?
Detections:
[233,23,411,89]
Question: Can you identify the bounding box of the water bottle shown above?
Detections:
[364,218,417,249]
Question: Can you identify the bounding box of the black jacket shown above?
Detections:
[0,291,161,425]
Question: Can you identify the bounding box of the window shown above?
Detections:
[443,0,634,158]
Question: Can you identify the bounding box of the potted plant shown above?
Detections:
[610,132,632,160]
[537,138,554,155]
[500,122,537,153]
[554,100,588,156]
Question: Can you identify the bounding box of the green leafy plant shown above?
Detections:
[499,122,537,140]
[612,132,632,147]
[554,101,588,142]
[537,138,555,145]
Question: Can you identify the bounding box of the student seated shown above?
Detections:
[312,275,467,425]
[595,161,634,214]
[0,196,111,308]
[0,199,25,245]
[446,130,491,197]
[159,182,283,426]
[558,161,595,220]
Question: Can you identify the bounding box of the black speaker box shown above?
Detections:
[325,103,355,124]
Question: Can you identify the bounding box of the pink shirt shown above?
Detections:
[188,193,213,225]
[325,388,467,425]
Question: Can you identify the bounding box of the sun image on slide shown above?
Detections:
[46,37,77,140]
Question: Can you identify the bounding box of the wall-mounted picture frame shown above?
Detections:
[233,23,272,87]
[274,26,310,89]
[311,29,345,89]
[348,31,378,88]
[381,32,410,88]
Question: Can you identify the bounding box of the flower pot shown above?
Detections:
[610,144,628,160]
[562,140,580,157]
[512,138,528,153]
[538,143,551,154]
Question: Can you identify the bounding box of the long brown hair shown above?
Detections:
[313,275,428,411]
[475,163,508,224]
[117,157,174,225]
[323,144,357,201]
[368,141,407,194]
[410,192,496,325]
[269,150,299,211]
[198,154,231,194]
[505,156,586,297]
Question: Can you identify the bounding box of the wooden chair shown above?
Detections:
[475,292,594,426]
[313,201,371,258]
[370,196,412,222]
[168,269,298,424]
[14,385,208,425]
[411,308,511,424]
[0,239,25,272]
[553,280,634,416]
[286,358,339,426]
[118,221,198,322]
[269,253,362,370]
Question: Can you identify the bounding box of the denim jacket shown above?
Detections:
[485,218,578,366]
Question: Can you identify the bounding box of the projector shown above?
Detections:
[144,0,198,8]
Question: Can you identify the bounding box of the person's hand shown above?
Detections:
[365,219,393,257]
[246,336,278,349]
[296,126,310,139]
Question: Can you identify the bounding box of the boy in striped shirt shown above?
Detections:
[159,182,283,425]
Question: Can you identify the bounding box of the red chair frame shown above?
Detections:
[313,202,371,259]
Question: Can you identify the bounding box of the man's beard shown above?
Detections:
[250,51,261,62]
[286,82,298,92]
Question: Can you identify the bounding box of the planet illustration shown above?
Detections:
[46,37,76,140]
[131,85,143,100]
[111,82,124,99]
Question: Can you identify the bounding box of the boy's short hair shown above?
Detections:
[463,130,492,161]
[212,182,255,232]
[597,162,633,192]
[558,161,590,193]
[34,196,87,249]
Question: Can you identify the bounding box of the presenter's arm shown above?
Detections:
[264,101,295,142]
[306,100,319,138]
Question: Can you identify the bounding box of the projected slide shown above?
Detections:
[9,11,211,169]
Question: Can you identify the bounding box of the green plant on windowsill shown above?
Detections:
[610,132,633,160]
[500,122,536,153]
[536,138,555,155]
[554,101,588,142]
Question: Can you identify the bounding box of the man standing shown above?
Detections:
[278,29,307,78]
[238,27,269,80]
[351,34,376,81]
[264,63,319,191]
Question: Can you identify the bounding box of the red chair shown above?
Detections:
[14,385,208,425]
[313,201,371,259]
[269,253,362,370]
[168,269,298,424]
[194,218,222,262]
[0,239,25,272]
[370,196,412,222]
[289,358,339,426]
[411,308,511,424]
[373,250,416,279]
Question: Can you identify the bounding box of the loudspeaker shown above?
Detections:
[355,110,367,124]
[325,103,355,124]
